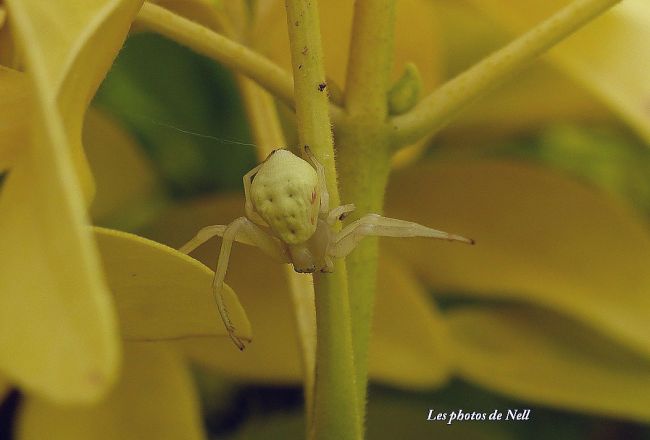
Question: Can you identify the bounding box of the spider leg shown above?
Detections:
[179,222,289,263]
[213,218,247,349]
[212,217,290,350]
[329,213,474,258]
[179,225,229,254]
[304,146,329,214]
[243,163,268,227]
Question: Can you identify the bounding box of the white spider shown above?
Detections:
[181,147,473,349]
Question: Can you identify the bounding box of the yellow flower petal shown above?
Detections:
[0,67,30,171]
[446,64,610,141]
[369,254,452,389]
[0,110,119,404]
[385,160,650,357]
[6,0,144,200]
[17,343,207,440]
[148,195,451,387]
[84,108,164,229]
[0,0,142,403]
[466,0,650,144]
[448,306,650,422]
[94,227,251,342]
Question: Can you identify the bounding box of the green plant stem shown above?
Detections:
[344,0,395,120]
[337,0,396,426]
[284,1,360,439]
[390,0,623,146]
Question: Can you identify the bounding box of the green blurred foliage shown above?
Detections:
[95,32,256,198]
[431,123,650,218]
[500,124,650,216]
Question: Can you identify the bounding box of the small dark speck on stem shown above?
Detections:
[294,20,300,26]
[302,46,308,55]
[318,82,327,92]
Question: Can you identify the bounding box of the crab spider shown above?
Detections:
[180,147,474,349]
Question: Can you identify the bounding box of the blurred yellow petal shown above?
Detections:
[6,0,143,199]
[252,0,442,93]
[369,254,452,389]
[385,160,650,357]
[94,227,251,342]
[445,64,610,142]
[0,66,30,171]
[0,112,119,404]
[147,195,451,387]
[17,343,206,440]
[84,108,164,229]
[448,306,650,422]
[466,0,650,144]
[0,6,18,68]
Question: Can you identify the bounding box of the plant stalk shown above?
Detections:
[338,0,396,427]
[284,0,361,438]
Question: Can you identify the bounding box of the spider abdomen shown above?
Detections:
[250,150,320,244]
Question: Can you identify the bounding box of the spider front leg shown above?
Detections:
[243,163,268,226]
[181,217,289,350]
[328,213,474,259]
[179,225,228,254]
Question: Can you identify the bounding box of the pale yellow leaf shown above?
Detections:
[0,0,143,403]
[448,305,650,422]
[0,66,30,171]
[148,195,451,387]
[94,227,251,342]
[385,160,650,357]
[17,343,206,440]
[0,107,119,404]
[84,108,164,229]
[466,0,650,144]
[6,0,144,199]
